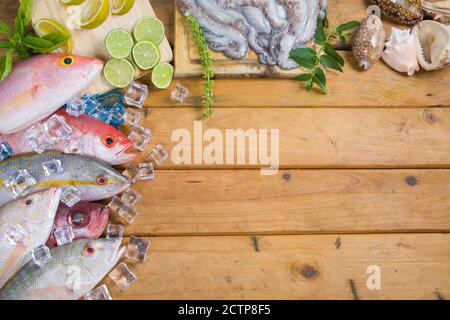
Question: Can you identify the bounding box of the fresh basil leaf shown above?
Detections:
[313,68,327,94]
[0,40,13,49]
[339,35,347,44]
[14,44,30,59]
[336,21,360,34]
[18,0,33,28]
[293,73,312,81]
[0,50,14,81]
[14,16,24,38]
[304,78,313,91]
[0,20,12,37]
[289,53,316,69]
[289,47,317,61]
[23,35,54,50]
[40,31,69,52]
[324,43,344,67]
[315,17,326,44]
[320,55,343,72]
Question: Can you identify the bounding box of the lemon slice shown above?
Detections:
[133,16,165,45]
[105,29,134,59]
[151,62,173,89]
[132,40,160,70]
[79,0,110,29]
[111,0,135,15]
[34,18,73,53]
[60,0,86,4]
[104,59,135,88]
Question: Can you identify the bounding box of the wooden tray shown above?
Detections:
[32,0,173,94]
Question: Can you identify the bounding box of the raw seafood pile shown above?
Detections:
[176,0,328,69]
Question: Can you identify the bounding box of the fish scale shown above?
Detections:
[0,151,130,208]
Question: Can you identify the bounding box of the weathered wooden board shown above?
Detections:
[31,0,173,94]
[104,234,450,300]
[133,107,450,168]
[124,169,450,236]
[174,0,401,77]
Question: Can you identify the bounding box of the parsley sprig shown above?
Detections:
[289,13,359,94]
[0,0,69,81]
[185,14,214,118]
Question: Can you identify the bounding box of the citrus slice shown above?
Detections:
[79,0,110,29]
[133,16,165,45]
[105,29,134,59]
[151,62,174,89]
[34,18,73,53]
[111,0,135,15]
[132,40,160,70]
[60,0,86,4]
[103,59,135,88]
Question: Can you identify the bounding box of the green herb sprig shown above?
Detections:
[185,14,214,118]
[289,13,359,94]
[0,0,69,81]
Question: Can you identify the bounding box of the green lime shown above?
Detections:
[132,40,160,70]
[151,62,174,89]
[133,16,165,45]
[103,59,135,88]
[105,29,134,59]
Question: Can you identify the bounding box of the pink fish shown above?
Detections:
[0,53,103,135]
[0,108,137,165]
[46,201,110,248]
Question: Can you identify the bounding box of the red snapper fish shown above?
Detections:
[0,109,137,165]
[47,201,110,248]
[0,53,103,135]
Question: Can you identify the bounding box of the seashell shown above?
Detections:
[371,0,423,25]
[381,27,420,76]
[422,0,450,25]
[352,14,386,70]
[412,20,450,70]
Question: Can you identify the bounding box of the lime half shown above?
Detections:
[132,40,160,70]
[105,29,134,59]
[152,62,173,89]
[104,59,135,88]
[133,16,165,45]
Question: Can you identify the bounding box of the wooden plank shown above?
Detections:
[104,234,450,299]
[124,169,450,236]
[134,107,450,168]
[31,0,173,94]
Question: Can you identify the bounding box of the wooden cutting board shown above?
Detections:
[174,8,297,78]
[32,0,173,94]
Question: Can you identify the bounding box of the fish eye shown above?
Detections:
[84,244,96,256]
[102,134,116,148]
[69,209,90,229]
[23,198,33,206]
[60,55,74,67]
[96,176,108,185]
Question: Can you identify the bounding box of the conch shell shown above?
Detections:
[422,0,450,25]
[412,20,450,70]
[371,0,423,24]
[353,14,386,70]
[381,27,420,75]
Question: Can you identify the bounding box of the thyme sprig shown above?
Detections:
[185,14,214,118]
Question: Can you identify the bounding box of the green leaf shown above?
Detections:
[336,21,360,34]
[324,43,344,67]
[40,31,69,52]
[315,17,326,44]
[293,73,312,81]
[0,20,12,37]
[304,78,313,91]
[313,68,327,94]
[0,40,13,49]
[14,44,30,59]
[23,35,54,50]
[0,50,14,81]
[289,52,316,69]
[339,35,347,44]
[14,16,24,38]
[18,0,33,28]
[320,54,343,72]
[289,47,317,61]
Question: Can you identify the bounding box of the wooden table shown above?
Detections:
[1,0,450,300]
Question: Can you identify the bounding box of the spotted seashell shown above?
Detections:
[353,14,386,70]
[371,0,423,25]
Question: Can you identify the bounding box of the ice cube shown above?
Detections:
[5,224,27,245]
[120,188,141,206]
[124,81,148,108]
[0,142,13,161]
[91,107,113,125]
[61,186,81,207]
[108,262,137,291]
[105,224,124,242]
[66,97,86,117]
[43,115,73,143]
[109,103,126,128]
[24,124,54,154]
[170,83,190,103]
[84,284,113,300]
[122,164,140,184]
[128,126,152,152]
[125,236,151,263]
[122,108,141,126]
[138,162,155,180]
[63,139,84,155]
[54,225,74,246]
[2,169,37,198]
[41,159,63,176]
[108,197,139,224]
[85,97,103,117]
[149,144,169,165]
[30,245,52,267]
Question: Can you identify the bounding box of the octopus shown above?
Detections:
[177,0,328,69]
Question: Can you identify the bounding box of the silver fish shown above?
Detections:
[0,239,124,300]
[0,188,61,289]
[0,151,130,207]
